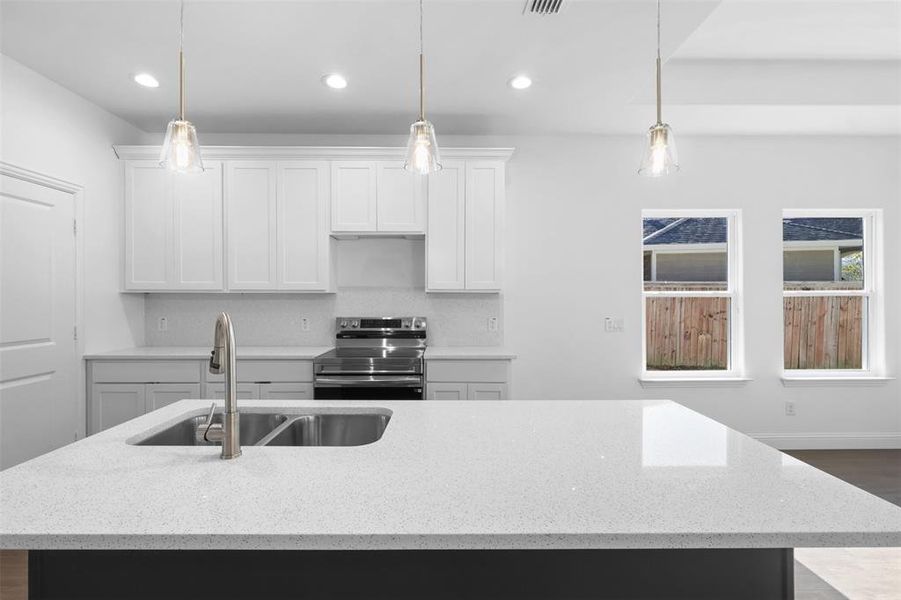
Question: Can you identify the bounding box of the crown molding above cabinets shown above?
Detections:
[116,146,512,294]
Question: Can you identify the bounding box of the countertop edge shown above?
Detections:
[3,531,900,551]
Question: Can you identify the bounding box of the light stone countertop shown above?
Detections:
[83,346,333,360]
[1,399,899,551]
[424,347,516,360]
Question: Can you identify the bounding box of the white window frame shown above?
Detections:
[641,209,744,380]
[782,209,883,378]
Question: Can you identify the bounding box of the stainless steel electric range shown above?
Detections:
[313,317,427,400]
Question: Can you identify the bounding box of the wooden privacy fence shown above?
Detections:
[644,282,863,370]
[783,296,863,369]
[645,296,730,370]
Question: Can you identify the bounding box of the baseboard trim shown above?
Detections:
[751,432,901,450]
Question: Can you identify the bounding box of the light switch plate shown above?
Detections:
[157,317,168,332]
[604,317,624,333]
[488,317,499,332]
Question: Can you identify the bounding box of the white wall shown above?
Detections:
[0,55,147,353]
[504,135,900,448]
[141,133,901,448]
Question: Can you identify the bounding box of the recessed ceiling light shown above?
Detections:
[322,73,348,89]
[133,73,160,88]
[508,75,532,90]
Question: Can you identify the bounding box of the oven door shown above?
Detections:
[314,375,424,400]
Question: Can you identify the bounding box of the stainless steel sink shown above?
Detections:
[261,414,390,447]
[131,411,390,447]
[134,412,288,446]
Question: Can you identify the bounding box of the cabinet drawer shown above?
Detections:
[426,360,508,383]
[206,360,313,383]
[91,361,202,384]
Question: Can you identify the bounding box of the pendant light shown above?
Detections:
[639,0,678,177]
[404,0,441,175]
[160,0,203,173]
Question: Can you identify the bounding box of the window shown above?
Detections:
[783,211,880,373]
[642,210,742,377]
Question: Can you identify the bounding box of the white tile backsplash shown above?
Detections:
[144,288,502,347]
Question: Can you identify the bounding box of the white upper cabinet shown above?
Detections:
[376,162,426,232]
[426,160,505,292]
[465,161,505,290]
[226,161,278,290]
[426,160,466,290]
[277,161,332,290]
[124,160,223,291]
[331,161,378,232]
[227,160,333,292]
[331,161,426,233]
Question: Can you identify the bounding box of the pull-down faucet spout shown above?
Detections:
[203,312,241,459]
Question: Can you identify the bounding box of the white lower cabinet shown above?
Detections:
[468,383,508,401]
[146,383,202,411]
[425,360,511,400]
[90,384,146,433]
[260,383,314,400]
[426,383,468,401]
[87,358,315,434]
[204,383,260,401]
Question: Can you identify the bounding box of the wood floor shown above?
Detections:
[787,450,901,600]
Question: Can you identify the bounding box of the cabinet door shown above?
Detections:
[90,383,145,433]
[124,161,170,290]
[468,383,507,401]
[259,383,314,400]
[426,161,466,290]
[376,162,426,232]
[204,383,260,400]
[226,161,277,289]
[427,383,468,401]
[172,162,224,290]
[465,161,505,290]
[277,161,331,290]
[331,161,377,232]
[146,383,202,412]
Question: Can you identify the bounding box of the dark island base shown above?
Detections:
[29,548,793,600]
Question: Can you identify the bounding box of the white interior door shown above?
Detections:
[0,174,78,469]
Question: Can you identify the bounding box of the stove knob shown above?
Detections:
[402,319,412,328]
[340,320,348,328]
[351,320,360,328]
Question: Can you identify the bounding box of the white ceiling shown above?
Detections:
[1,0,898,135]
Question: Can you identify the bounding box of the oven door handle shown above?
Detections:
[315,376,423,388]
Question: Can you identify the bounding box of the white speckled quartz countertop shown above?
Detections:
[424,347,516,359]
[1,400,899,551]
[83,346,333,360]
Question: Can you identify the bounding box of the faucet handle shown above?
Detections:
[197,402,223,444]
[204,402,216,425]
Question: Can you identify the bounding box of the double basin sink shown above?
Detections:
[132,410,390,447]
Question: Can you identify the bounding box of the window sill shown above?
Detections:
[639,377,752,388]
[781,376,895,388]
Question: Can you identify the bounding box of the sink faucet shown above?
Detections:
[203,312,241,459]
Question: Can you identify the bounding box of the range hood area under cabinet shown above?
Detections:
[116,146,512,293]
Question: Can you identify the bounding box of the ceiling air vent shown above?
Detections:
[523,0,564,16]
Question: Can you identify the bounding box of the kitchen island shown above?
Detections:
[2,399,900,599]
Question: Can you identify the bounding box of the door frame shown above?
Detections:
[1,161,86,440]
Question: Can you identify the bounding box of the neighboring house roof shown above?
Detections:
[782,218,862,242]
[642,217,862,246]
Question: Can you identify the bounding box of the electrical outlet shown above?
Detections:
[300,317,310,332]
[785,401,796,417]
[157,317,168,332]
[604,317,624,333]
[487,317,499,332]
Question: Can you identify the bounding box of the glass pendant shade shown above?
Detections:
[160,119,203,173]
[639,123,678,178]
[404,119,441,175]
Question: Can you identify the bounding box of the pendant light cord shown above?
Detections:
[418,0,425,121]
[179,0,186,120]
[655,0,662,125]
